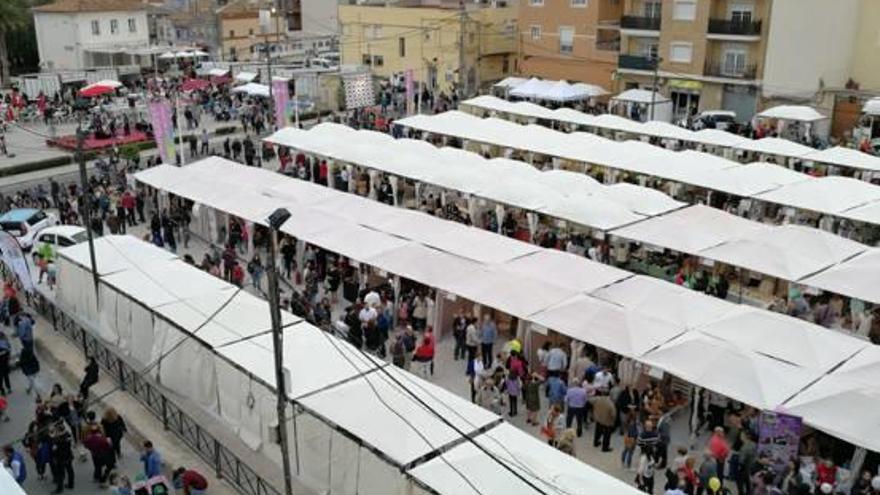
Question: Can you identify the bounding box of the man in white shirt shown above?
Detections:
[358,304,377,327]
[593,366,615,392]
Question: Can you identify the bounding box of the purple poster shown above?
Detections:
[757,411,802,472]
[148,100,175,165]
[405,69,414,115]
[273,79,289,128]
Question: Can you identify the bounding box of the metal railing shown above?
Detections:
[621,15,661,31]
[31,294,282,495]
[704,62,758,80]
[619,54,658,71]
[708,18,762,36]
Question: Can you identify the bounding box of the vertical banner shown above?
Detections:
[0,231,34,293]
[273,78,290,128]
[757,411,802,472]
[148,99,175,164]
[405,69,414,115]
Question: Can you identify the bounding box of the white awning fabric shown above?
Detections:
[804,146,880,173]
[135,158,880,454]
[231,82,269,97]
[612,89,670,104]
[757,105,827,122]
[801,249,880,303]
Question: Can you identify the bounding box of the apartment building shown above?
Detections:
[338,1,519,95]
[516,0,622,90]
[615,0,770,121]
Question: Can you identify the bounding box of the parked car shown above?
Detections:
[0,208,57,251]
[34,225,88,259]
[692,110,738,131]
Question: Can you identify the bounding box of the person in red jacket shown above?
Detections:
[173,467,209,495]
[707,427,730,485]
[816,458,838,489]
[412,327,435,376]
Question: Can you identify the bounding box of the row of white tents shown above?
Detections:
[494,77,609,102]
[264,123,880,305]
[132,157,880,458]
[461,95,879,175]
[395,111,880,228]
[56,233,646,495]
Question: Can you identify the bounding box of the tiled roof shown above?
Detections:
[33,0,147,13]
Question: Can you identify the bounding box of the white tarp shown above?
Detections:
[755,176,880,215]
[0,467,26,495]
[501,250,631,293]
[699,224,868,281]
[757,105,827,122]
[493,76,528,89]
[738,137,815,158]
[686,162,812,197]
[409,423,643,495]
[640,332,825,410]
[610,205,771,253]
[510,78,555,99]
[801,249,880,304]
[231,82,269,97]
[530,294,685,358]
[695,308,866,371]
[804,146,880,173]
[592,275,738,330]
[612,89,670,104]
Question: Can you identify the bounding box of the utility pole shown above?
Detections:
[649,57,661,121]
[458,2,467,98]
[75,106,100,300]
[267,208,294,495]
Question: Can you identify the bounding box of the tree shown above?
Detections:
[0,0,31,86]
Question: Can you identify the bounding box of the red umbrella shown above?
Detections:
[78,80,122,97]
[181,78,210,92]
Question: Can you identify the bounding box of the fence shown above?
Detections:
[31,292,283,495]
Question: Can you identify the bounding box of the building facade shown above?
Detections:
[614,0,772,122]
[517,0,621,90]
[217,0,337,62]
[32,0,154,71]
[338,1,518,95]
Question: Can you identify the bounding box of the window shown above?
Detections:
[643,0,661,18]
[723,48,747,75]
[502,56,509,73]
[373,55,383,67]
[248,28,254,35]
[362,54,371,65]
[640,40,659,60]
[399,37,406,57]
[673,0,696,21]
[571,0,587,7]
[367,24,382,39]
[530,25,541,40]
[38,234,54,245]
[91,20,100,35]
[559,26,574,54]
[424,30,431,41]
[128,18,136,33]
[468,31,475,45]
[669,42,693,63]
[730,2,754,22]
[229,29,235,37]
[110,19,118,34]
[529,0,543,5]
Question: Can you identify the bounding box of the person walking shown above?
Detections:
[141,440,162,478]
[101,407,128,461]
[464,317,479,364]
[636,446,657,494]
[19,346,40,394]
[708,427,730,485]
[0,332,11,395]
[49,420,75,493]
[504,370,521,418]
[563,379,586,437]
[479,314,496,365]
[452,312,466,361]
[80,356,99,400]
[3,444,27,485]
[523,373,541,426]
[590,391,617,452]
[248,253,264,293]
[14,311,35,353]
[83,424,114,486]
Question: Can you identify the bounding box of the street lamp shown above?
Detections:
[266,207,294,495]
[73,98,101,300]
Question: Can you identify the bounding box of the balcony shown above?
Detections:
[704,62,758,80]
[621,15,661,31]
[619,54,657,71]
[708,19,762,37]
[596,38,621,52]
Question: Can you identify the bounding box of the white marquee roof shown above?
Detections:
[757,105,827,122]
[801,249,880,303]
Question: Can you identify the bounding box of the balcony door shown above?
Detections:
[729,2,754,23]
[722,48,747,76]
[643,1,662,18]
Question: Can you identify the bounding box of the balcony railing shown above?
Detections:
[708,19,762,36]
[704,62,758,79]
[619,54,658,71]
[621,15,661,31]
[596,38,621,51]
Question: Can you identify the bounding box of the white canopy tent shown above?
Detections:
[737,137,815,159]
[231,82,270,97]
[235,71,258,82]
[698,224,867,282]
[509,78,555,99]
[757,105,827,123]
[610,205,771,253]
[134,159,880,454]
[493,76,528,89]
[755,176,880,215]
[0,468,26,495]
[640,333,825,411]
[801,249,880,304]
[610,89,673,122]
[804,146,880,173]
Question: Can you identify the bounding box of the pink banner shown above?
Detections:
[148,100,175,164]
[273,79,290,128]
[405,69,414,115]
